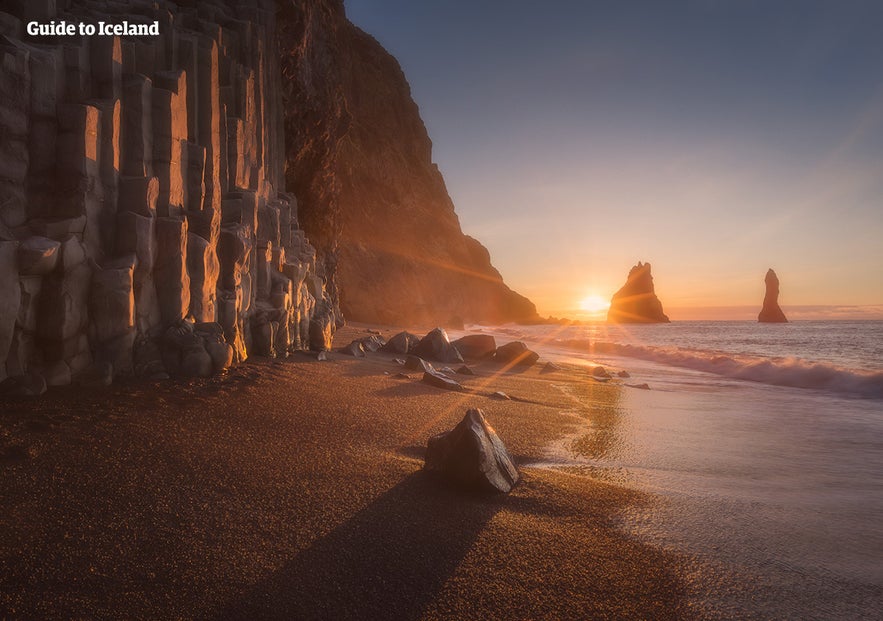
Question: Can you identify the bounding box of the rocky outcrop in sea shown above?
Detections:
[607,261,670,323]
[758,268,788,323]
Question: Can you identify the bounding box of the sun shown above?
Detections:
[578,294,610,315]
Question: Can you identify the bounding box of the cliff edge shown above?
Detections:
[277,2,538,326]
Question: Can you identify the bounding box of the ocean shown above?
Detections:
[460,320,883,619]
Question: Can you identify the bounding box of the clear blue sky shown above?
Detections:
[345,0,883,319]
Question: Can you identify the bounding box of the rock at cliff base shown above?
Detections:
[309,299,335,351]
[424,408,519,493]
[359,334,386,352]
[452,334,497,360]
[413,328,464,363]
[341,340,366,357]
[607,262,670,323]
[0,373,47,397]
[422,370,464,392]
[381,331,420,354]
[494,341,539,367]
[758,268,788,323]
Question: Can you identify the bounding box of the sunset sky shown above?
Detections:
[345,0,883,320]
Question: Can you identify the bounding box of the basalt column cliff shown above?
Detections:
[0,0,336,390]
[277,1,538,327]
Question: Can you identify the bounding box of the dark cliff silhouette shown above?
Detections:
[607,262,670,323]
[758,268,788,323]
[277,1,538,326]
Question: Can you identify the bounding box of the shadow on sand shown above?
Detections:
[212,471,503,620]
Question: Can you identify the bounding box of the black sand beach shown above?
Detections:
[0,325,699,620]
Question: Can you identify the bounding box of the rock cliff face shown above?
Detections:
[276,2,538,326]
[758,268,788,323]
[0,0,334,387]
[607,262,670,323]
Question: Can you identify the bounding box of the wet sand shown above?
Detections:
[1,325,699,620]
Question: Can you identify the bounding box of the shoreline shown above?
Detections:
[1,325,699,620]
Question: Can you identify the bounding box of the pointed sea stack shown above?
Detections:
[607,262,670,323]
[758,269,788,323]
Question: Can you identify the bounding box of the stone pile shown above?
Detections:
[0,0,336,387]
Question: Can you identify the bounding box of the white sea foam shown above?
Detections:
[553,338,883,398]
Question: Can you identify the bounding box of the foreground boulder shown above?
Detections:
[607,261,670,323]
[494,341,539,366]
[451,334,497,360]
[381,331,420,354]
[413,328,464,363]
[758,268,788,323]
[425,408,519,493]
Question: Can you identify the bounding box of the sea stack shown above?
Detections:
[607,262,670,323]
[758,269,788,323]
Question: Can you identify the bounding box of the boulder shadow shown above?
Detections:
[212,471,503,621]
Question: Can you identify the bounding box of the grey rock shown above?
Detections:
[592,366,611,379]
[456,365,475,375]
[422,370,465,392]
[451,334,497,360]
[494,341,539,367]
[616,370,630,378]
[341,340,366,357]
[404,355,434,373]
[489,391,511,400]
[0,372,47,397]
[424,408,519,493]
[626,383,651,390]
[414,327,463,363]
[540,362,562,374]
[381,331,420,355]
[18,236,60,275]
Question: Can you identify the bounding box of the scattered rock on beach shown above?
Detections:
[422,370,465,392]
[456,365,475,375]
[452,334,497,360]
[494,341,539,367]
[404,355,434,373]
[341,340,366,357]
[393,373,411,379]
[626,383,651,390]
[317,351,329,361]
[0,373,47,397]
[425,408,520,493]
[414,328,464,363]
[381,331,421,355]
[540,362,562,374]
[359,334,386,352]
[490,391,511,400]
[617,370,630,378]
[392,358,406,365]
[592,366,611,379]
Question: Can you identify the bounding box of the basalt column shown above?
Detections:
[0,0,334,388]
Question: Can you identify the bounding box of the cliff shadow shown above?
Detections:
[212,471,502,621]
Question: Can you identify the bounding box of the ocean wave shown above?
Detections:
[553,339,883,398]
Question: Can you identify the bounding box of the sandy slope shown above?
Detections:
[0,326,698,620]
